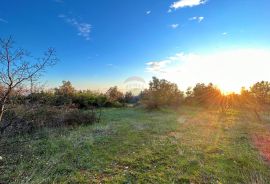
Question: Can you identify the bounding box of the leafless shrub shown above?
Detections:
[0,36,57,126]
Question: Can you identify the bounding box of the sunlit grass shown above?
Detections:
[1,107,270,183]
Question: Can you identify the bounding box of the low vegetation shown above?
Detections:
[0,105,100,136]
[1,107,270,183]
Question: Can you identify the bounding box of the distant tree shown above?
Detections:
[240,87,253,105]
[187,83,222,106]
[72,90,107,108]
[240,82,270,121]
[124,91,133,103]
[141,77,184,109]
[0,37,57,124]
[52,81,75,106]
[27,90,56,105]
[55,81,75,97]
[250,81,270,105]
[106,86,124,103]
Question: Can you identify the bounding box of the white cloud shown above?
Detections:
[222,32,228,35]
[146,11,151,15]
[198,16,204,22]
[170,24,179,29]
[169,0,206,11]
[146,60,172,73]
[189,16,204,22]
[59,15,91,40]
[0,18,8,23]
[146,49,270,93]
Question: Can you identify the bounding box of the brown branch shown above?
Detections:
[0,36,57,123]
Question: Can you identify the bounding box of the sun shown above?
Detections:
[154,48,270,94]
[216,83,241,95]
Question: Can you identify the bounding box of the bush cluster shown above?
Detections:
[24,81,139,108]
[0,81,141,135]
[1,105,100,136]
[2,78,270,135]
[141,77,184,109]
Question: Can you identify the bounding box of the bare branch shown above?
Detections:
[0,36,57,123]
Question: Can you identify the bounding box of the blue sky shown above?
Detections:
[1,0,270,92]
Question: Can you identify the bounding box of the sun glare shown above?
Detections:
[217,84,240,95]
[153,48,270,93]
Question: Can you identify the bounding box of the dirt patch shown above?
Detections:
[252,132,270,163]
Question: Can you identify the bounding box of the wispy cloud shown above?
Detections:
[146,11,151,15]
[170,24,179,29]
[146,60,172,73]
[189,16,204,22]
[222,32,228,36]
[59,14,91,40]
[169,0,207,12]
[146,53,194,74]
[0,18,8,23]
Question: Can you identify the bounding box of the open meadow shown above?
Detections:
[1,106,270,183]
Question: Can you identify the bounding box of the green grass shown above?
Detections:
[1,107,270,183]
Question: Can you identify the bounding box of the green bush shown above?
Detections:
[0,106,100,136]
[72,92,107,108]
[63,109,98,126]
[27,92,56,105]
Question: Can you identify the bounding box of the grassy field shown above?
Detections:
[1,107,270,183]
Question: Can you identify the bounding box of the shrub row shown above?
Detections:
[0,105,100,136]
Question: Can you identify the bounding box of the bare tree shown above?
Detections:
[0,36,57,123]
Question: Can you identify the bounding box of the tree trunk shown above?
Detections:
[0,101,6,123]
[0,94,9,124]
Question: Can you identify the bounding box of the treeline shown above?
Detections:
[141,78,270,124]
[1,77,270,136]
[20,81,139,108]
[9,78,270,112]
[0,80,140,135]
[141,77,270,112]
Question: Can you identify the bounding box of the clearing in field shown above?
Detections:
[1,107,270,183]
